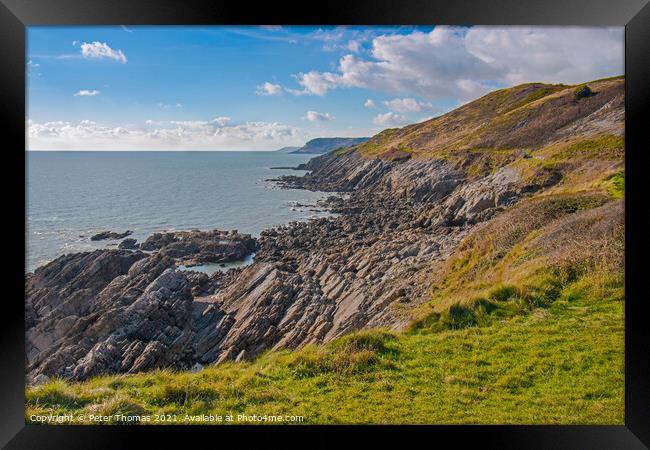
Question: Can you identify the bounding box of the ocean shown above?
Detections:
[26,151,328,272]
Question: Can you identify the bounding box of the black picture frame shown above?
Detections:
[2,0,649,447]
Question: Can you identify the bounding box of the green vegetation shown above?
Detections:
[574,84,593,99]
[545,135,624,162]
[510,85,565,110]
[26,273,623,424]
[603,171,625,199]
[348,77,623,160]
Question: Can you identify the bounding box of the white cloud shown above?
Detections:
[80,41,127,63]
[27,60,41,77]
[464,26,624,85]
[287,26,623,101]
[27,118,307,151]
[256,82,282,96]
[158,102,183,109]
[309,27,382,53]
[383,98,433,113]
[211,116,231,126]
[372,112,408,126]
[364,99,375,108]
[288,70,341,96]
[347,40,361,53]
[121,25,133,33]
[305,111,335,122]
[74,90,100,97]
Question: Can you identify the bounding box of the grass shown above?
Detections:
[348,77,623,160]
[25,273,623,425]
[603,170,625,199]
[545,135,625,162]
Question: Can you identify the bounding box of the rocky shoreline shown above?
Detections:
[25,150,539,384]
[25,76,625,384]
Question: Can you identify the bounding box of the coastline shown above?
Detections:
[25,77,625,386]
[24,150,530,382]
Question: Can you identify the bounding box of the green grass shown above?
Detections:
[547,135,624,162]
[603,170,625,199]
[26,273,623,425]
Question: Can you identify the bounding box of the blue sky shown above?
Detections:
[27,26,624,150]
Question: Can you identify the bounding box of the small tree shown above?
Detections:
[574,84,593,99]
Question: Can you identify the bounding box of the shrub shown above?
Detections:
[604,171,625,199]
[288,330,396,378]
[26,379,86,409]
[488,284,520,302]
[84,394,146,418]
[574,85,593,99]
[438,299,496,330]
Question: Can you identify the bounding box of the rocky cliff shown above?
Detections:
[25,76,624,382]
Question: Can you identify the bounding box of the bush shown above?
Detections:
[85,395,146,418]
[488,285,520,302]
[26,379,86,409]
[574,85,593,99]
[288,330,396,378]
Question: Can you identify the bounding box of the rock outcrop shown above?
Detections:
[140,229,256,267]
[90,230,133,241]
[118,238,139,249]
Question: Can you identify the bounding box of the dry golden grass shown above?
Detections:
[354,77,623,161]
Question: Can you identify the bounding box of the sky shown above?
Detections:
[26,25,624,150]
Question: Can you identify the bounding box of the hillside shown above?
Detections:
[26,76,624,424]
[349,76,623,161]
[290,137,370,154]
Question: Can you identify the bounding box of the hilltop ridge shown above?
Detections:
[345,76,623,161]
[290,137,370,154]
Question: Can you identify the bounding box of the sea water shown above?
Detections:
[26,151,327,272]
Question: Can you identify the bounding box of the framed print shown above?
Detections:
[1,0,649,447]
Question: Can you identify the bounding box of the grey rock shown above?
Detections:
[118,238,138,249]
[90,230,133,241]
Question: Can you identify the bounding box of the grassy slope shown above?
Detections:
[26,277,623,424]
[350,77,624,163]
[26,77,625,425]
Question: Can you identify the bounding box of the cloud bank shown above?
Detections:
[287,26,623,101]
[28,119,306,151]
[383,98,433,113]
